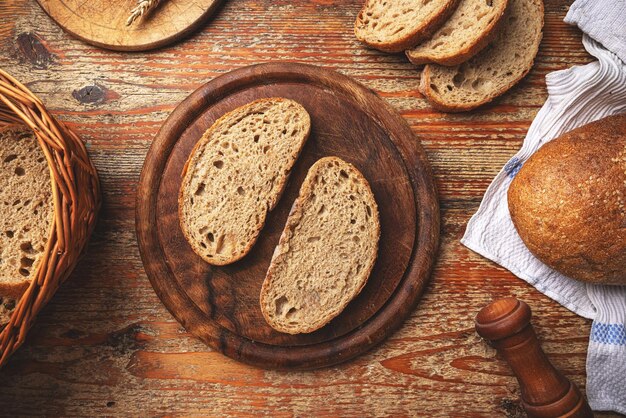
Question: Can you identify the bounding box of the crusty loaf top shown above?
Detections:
[508,113,626,285]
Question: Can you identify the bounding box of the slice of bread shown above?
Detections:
[260,157,380,334]
[406,0,509,66]
[179,98,311,266]
[0,125,54,326]
[354,0,461,53]
[419,0,543,112]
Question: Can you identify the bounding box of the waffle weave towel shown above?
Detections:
[461,0,626,412]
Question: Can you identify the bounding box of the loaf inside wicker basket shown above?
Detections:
[0,69,100,367]
[0,125,54,329]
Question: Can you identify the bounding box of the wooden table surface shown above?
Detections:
[0,0,620,416]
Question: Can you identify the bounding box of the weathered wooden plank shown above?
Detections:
[0,0,619,416]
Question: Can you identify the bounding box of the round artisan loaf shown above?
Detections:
[508,113,626,285]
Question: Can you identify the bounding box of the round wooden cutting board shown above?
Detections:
[136,63,440,369]
[36,0,224,51]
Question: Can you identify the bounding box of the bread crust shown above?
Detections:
[178,98,310,266]
[260,157,380,334]
[0,281,29,300]
[406,0,509,66]
[508,113,626,285]
[354,0,461,53]
[419,0,544,112]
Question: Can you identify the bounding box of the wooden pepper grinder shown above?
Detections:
[475,298,593,418]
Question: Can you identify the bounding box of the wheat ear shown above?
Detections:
[126,0,163,26]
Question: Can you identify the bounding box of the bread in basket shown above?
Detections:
[0,69,100,367]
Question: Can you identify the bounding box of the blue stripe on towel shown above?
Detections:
[504,157,523,179]
[591,323,626,345]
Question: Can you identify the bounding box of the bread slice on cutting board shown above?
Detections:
[354,0,461,53]
[419,0,543,112]
[0,125,54,326]
[406,0,509,66]
[260,157,380,334]
[179,98,311,266]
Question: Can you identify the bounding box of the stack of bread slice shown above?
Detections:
[355,0,544,112]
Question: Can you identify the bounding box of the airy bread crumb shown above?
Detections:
[260,157,380,334]
[419,0,543,112]
[179,98,311,265]
[355,0,461,52]
[0,125,54,326]
[406,0,509,66]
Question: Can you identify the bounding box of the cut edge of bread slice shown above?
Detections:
[354,0,461,53]
[406,0,509,66]
[0,124,54,327]
[260,157,380,334]
[419,0,544,112]
[179,98,311,266]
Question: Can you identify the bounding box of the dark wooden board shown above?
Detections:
[136,62,440,369]
[36,0,224,51]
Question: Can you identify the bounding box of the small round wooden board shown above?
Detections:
[136,63,440,370]
[36,0,224,51]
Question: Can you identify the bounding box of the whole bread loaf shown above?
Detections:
[508,113,626,285]
[260,157,380,334]
[419,0,543,112]
[354,0,460,53]
[0,126,54,326]
[179,98,310,265]
[406,0,509,66]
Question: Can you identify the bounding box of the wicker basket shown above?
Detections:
[0,69,100,367]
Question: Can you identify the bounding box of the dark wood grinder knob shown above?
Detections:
[475,298,593,418]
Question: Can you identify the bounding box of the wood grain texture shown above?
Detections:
[136,62,439,367]
[36,0,224,51]
[0,0,622,416]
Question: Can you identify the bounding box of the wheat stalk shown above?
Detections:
[126,0,163,26]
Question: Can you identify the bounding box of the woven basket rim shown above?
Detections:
[0,68,100,368]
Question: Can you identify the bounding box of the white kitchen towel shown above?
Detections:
[461,6,626,414]
[564,0,626,64]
